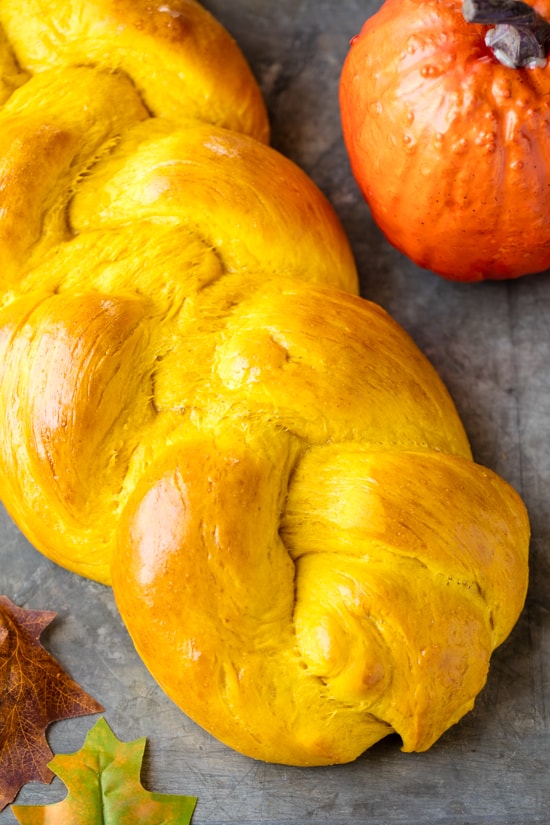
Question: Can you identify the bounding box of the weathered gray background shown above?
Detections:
[1,1,549,822]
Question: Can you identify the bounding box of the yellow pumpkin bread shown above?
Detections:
[0,0,529,766]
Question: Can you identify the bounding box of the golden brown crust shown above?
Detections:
[0,0,358,581]
[113,413,528,764]
[0,0,530,767]
[0,0,270,140]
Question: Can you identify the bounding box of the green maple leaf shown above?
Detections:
[11,717,197,824]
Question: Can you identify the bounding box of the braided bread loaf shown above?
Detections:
[0,0,530,766]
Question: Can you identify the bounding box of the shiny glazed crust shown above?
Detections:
[0,0,358,583]
[0,0,530,766]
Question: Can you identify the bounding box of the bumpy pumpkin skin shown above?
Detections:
[340,0,550,282]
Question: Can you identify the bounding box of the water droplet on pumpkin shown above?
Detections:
[475,130,497,147]
[494,82,512,101]
[421,64,441,78]
[452,138,468,154]
[406,35,420,55]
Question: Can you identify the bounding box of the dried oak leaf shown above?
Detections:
[11,717,198,824]
[0,595,103,810]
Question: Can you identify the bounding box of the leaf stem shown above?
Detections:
[462,0,550,67]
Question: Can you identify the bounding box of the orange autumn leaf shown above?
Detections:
[0,596,103,810]
[11,717,197,824]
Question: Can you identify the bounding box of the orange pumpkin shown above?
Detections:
[340,0,550,281]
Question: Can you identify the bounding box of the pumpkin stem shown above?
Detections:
[462,0,550,67]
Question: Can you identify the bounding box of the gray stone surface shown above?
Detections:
[1,1,549,822]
